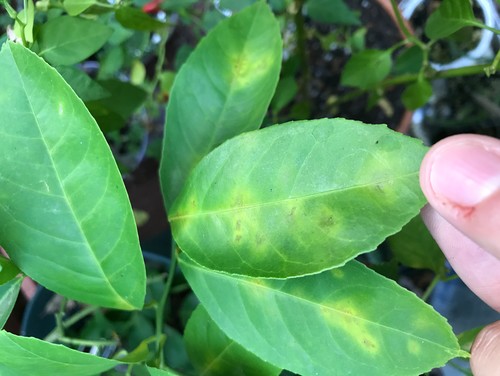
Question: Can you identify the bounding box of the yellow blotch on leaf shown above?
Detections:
[321,300,381,355]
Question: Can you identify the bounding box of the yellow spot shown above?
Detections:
[321,300,380,355]
[330,269,344,279]
[407,339,422,354]
[58,102,64,116]
[230,51,274,89]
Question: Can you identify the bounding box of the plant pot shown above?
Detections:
[400,0,500,70]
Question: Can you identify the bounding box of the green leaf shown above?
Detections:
[0,277,22,329]
[1,0,17,19]
[63,0,97,16]
[271,76,298,114]
[170,119,427,278]
[23,0,35,43]
[401,79,433,110]
[180,254,467,376]
[159,1,282,209]
[37,16,112,65]
[457,326,483,352]
[97,45,125,80]
[56,65,110,102]
[424,0,479,40]
[159,0,197,11]
[0,42,145,310]
[305,0,360,26]
[341,49,392,89]
[388,215,445,275]
[185,304,281,376]
[132,365,181,376]
[218,0,257,13]
[0,256,21,285]
[116,335,159,363]
[0,330,119,376]
[115,7,168,31]
[394,46,424,75]
[87,79,148,132]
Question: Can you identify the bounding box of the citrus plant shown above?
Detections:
[0,0,498,375]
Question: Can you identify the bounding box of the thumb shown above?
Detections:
[471,321,500,376]
[420,134,500,259]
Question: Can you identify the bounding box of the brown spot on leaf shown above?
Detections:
[319,216,335,228]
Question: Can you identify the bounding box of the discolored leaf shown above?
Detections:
[170,119,427,278]
[305,0,360,26]
[159,1,282,209]
[0,330,119,376]
[0,42,145,310]
[341,49,392,89]
[185,304,281,376]
[0,277,22,329]
[36,16,112,65]
[424,0,481,40]
[180,254,468,376]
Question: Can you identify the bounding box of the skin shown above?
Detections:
[420,134,500,376]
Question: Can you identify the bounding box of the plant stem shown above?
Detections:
[155,239,178,368]
[485,48,500,76]
[389,0,412,41]
[422,274,440,302]
[293,0,310,103]
[477,23,500,35]
[58,337,118,347]
[150,28,169,98]
[55,297,67,338]
[335,63,491,105]
[44,305,100,343]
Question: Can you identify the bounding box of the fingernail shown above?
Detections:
[430,143,500,207]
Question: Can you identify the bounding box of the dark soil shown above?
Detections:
[302,0,409,129]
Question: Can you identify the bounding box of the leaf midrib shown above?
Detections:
[9,44,131,308]
[170,171,419,221]
[188,259,459,356]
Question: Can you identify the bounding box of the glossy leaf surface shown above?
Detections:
[37,16,112,65]
[185,304,280,376]
[0,330,118,376]
[341,49,392,89]
[0,42,145,310]
[425,0,480,40]
[160,1,282,209]
[180,254,466,376]
[0,277,22,329]
[170,119,427,277]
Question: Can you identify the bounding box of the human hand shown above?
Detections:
[420,134,500,376]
